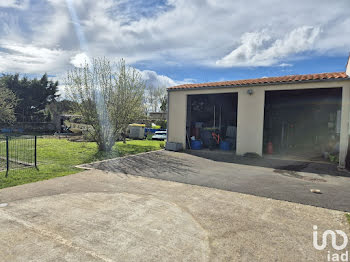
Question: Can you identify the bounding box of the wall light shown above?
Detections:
[247,89,254,95]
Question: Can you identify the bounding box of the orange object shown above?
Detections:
[212,132,220,144]
[267,142,273,154]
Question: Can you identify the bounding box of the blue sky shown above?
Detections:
[0,0,349,89]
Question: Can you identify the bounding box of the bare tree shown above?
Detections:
[155,87,167,112]
[0,86,18,125]
[146,85,167,112]
[65,58,145,151]
[147,85,156,113]
[110,60,146,143]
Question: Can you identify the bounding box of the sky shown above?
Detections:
[0,0,349,93]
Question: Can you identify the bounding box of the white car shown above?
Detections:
[152,131,167,141]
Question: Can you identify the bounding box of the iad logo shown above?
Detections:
[313,225,349,262]
[313,225,348,251]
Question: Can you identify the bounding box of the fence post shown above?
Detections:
[34,136,37,169]
[5,136,9,177]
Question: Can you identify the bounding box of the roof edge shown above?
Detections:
[168,76,350,91]
[168,71,349,91]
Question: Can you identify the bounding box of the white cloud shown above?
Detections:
[279,63,293,67]
[0,0,349,76]
[70,52,91,68]
[216,26,320,67]
[53,65,179,100]
[77,0,347,67]
[140,70,176,88]
[0,42,71,73]
[0,0,29,9]
[56,67,179,101]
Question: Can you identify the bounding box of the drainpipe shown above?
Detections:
[339,54,350,168]
[345,52,350,77]
[166,89,169,142]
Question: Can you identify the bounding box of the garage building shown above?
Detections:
[166,57,350,167]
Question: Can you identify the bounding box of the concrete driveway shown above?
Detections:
[0,169,349,261]
[83,150,350,212]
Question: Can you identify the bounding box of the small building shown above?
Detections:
[166,56,350,167]
[149,112,167,120]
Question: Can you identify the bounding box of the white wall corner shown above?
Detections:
[346,53,350,77]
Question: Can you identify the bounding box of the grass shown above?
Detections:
[0,138,163,189]
[346,214,350,227]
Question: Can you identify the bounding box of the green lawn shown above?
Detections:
[0,138,164,189]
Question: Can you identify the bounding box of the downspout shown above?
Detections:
[339,53,350,168]
[166,89,169,142]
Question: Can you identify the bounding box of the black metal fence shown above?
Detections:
[0,135,37,177]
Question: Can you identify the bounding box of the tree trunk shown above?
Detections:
[123,129,126,144]
[97,140,114,152]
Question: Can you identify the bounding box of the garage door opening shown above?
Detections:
[263,88,342,162]
[186,93,238,151]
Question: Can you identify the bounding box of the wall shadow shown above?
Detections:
[186,149,350,178]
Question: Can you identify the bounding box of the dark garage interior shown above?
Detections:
[263,88,342,162]
[186,93,238,151]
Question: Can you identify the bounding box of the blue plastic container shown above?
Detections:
[191,140,202,150]
[220,141,232,151]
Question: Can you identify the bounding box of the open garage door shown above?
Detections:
[186,93,238,151]
[263,88,342,162]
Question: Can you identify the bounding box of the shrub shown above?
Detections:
[329,154,339,163]
[155,120,167,129]
[159,141,165,148]
[71,117,82,124]
[83,130,96,142]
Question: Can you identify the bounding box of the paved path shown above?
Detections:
[83,150,350,212]
[0,169,349,261]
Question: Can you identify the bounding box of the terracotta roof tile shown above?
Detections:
[168,72,349,90]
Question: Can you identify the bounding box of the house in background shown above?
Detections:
[166,55,350,167]
[149,112,167,120]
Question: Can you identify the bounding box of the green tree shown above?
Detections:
[0,86,18,125]
[160,94,167,112]
[65,58,145,152]
[1,73,59,122]
[53,99,79,115]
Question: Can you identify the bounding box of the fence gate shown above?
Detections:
[0,135,37,177]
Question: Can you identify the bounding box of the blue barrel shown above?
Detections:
[220,141,231,151]
[191,140,202,150]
